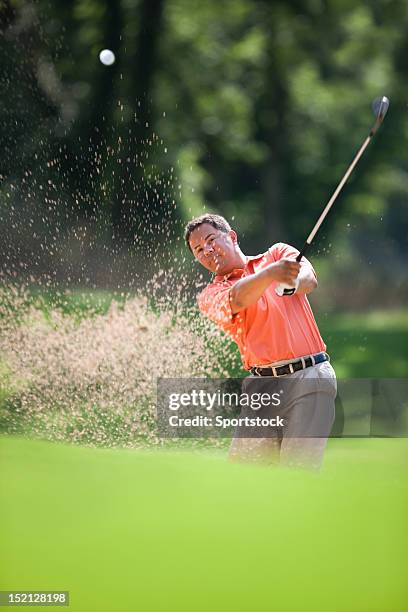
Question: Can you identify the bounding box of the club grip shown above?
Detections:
[296,241,310,262]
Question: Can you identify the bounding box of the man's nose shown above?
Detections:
[203,244,214,256]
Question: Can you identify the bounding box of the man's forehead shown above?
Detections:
[190,223,220,246]
[191,223,219,237]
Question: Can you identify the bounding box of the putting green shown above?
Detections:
[0,437,407,611]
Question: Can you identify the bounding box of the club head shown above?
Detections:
[372,96,390,120]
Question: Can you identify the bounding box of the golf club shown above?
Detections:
[276,95,390,296]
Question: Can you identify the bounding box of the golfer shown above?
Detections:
[185,213,337,469]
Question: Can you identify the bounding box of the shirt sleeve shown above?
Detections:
[197,281,238,332]
[268,242,317,279]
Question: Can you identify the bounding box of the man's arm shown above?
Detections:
[230,259,302,313]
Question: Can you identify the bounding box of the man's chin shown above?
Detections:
[206,264,224,275]
[204,258,232,276]
[214,263,233,276]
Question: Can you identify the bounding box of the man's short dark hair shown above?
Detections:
[184,214,231,253]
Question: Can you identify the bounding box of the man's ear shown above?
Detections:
[229,229,238,243]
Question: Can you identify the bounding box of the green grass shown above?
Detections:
[318,310,408,377]
[0,436,407,612]
[25,288,129,318]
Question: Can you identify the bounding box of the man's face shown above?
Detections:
[189,223,238,275]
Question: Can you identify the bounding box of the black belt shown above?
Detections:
[250,352,329,377]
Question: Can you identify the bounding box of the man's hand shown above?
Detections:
[274,261,318,296]
[270,259,301,286]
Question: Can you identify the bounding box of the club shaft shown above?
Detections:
[296,133,372,262]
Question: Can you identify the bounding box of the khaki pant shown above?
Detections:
[228,361,337,470]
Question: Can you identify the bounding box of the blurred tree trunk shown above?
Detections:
[111,0,165,243]
[0,0,60,177]
[66,0,123,220]
[0,0,15,30]
[91,0,122,133]
[256,11,289,243]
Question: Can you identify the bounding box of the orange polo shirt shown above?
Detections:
[197,242,326,370]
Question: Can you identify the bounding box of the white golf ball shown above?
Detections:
[99,49,115,66]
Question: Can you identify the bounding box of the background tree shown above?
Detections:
[0,0,407,306]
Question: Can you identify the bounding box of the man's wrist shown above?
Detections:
[265,262,279,282]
